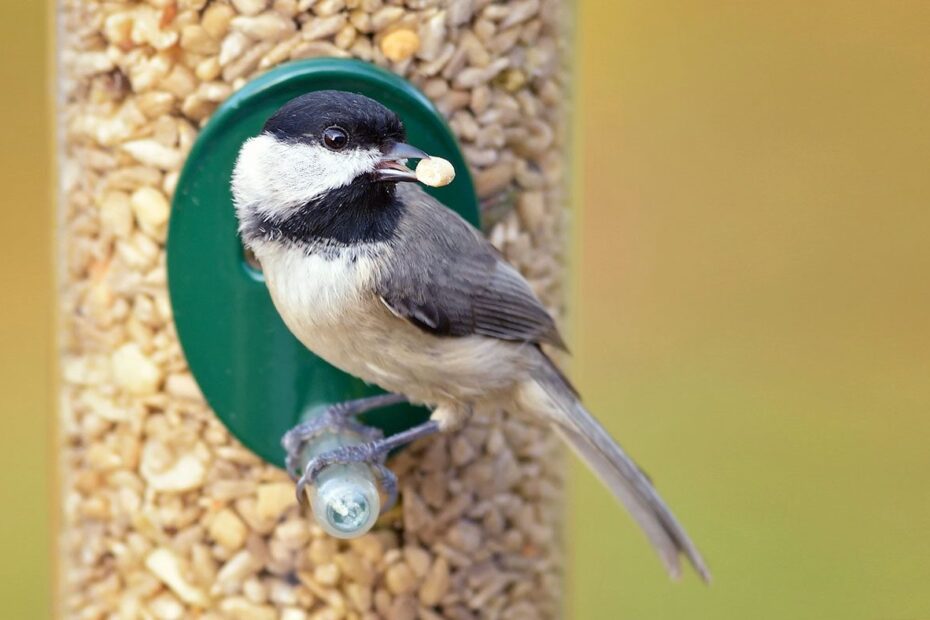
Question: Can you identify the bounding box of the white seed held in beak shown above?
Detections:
[415,156,456,187]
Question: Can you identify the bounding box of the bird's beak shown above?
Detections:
[374,142,429,183]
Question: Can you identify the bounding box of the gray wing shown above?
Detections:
[378,185,566,350]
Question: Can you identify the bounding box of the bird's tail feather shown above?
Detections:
[522,357,711,582]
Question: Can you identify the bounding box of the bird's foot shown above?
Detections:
[281,393,407,480]
[295,419,441,511]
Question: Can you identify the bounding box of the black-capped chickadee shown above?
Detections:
[231,90,709,581]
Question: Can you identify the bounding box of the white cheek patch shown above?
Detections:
[232,133,380,222]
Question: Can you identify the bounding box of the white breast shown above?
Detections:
[252,240,384,335]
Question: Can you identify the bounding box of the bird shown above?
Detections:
[231,89,710,582]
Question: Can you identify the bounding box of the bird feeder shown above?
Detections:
[58,1,568,617]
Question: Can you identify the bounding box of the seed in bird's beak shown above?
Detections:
[415,156,456,187]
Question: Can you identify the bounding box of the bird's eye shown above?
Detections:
[322,126,348,150]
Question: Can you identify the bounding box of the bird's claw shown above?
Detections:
[281,396,438,514]
[294,440,398,508]
[282,394,406,480]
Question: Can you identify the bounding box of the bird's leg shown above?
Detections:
[296,419,441,509]
[282,393,407,481]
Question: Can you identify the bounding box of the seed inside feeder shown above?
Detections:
[415,156,456,187]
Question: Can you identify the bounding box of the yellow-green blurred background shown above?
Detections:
[3,1,929,618]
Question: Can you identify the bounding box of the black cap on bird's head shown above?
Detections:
[264,91,403,149]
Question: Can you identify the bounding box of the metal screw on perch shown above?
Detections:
[299,451,383,538]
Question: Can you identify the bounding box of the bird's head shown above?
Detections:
[232,90,428,246]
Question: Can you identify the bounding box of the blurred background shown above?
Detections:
[2,1,929,618]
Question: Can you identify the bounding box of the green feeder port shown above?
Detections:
[167,59,480,536]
